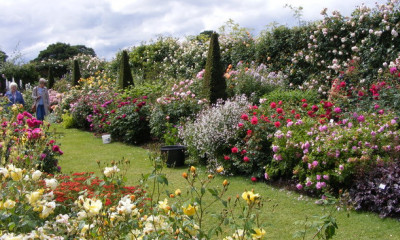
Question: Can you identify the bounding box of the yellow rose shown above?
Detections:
[175,189,181,196]
[10,168,23,181]
[252,228,266,239]
[241,191,260,204]
[190,166,196,173]
[182,204,197,216]
[4,199,16,209]
[216,166,224,173]
[26,190,43,206]
[83,198,102,216]
[223,179,229,186]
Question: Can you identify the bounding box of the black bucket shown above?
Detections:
[161,145,186,168]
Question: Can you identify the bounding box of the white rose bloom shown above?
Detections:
[103,165,120,177]
[45,178,58,190]
[32,170,42,181]
[77,210,88,220]
[0,167,9,178]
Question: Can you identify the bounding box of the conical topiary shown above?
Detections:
[118,50,134,89]
[48,66,55,89]
[72,60,81,86]
[203,32,227,104]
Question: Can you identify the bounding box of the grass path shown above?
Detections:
[54,125,400,240]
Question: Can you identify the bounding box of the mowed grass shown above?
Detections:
[54,125,400,240]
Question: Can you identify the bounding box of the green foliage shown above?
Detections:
[118,50,134,89]
[34,42,95,62]
[263,89,319,105]
[0,61,39,86]
[72,60,81,86]
[203,32,227,104]
[226,62,288,104]
[62,112,76,129]
[47,67,54,89]
[0,49,7,62]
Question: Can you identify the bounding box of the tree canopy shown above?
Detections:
[34,42,96,61]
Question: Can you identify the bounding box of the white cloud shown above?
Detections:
[0,0,388,62]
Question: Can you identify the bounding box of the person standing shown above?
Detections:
[5,82,25,106]
[32,78,50,120]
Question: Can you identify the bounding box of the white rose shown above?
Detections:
[32,170,42,181]
[45,178,58,190]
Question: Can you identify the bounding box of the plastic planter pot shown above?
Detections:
[160,145,186,168]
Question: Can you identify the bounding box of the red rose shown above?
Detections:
[231,147,238,153]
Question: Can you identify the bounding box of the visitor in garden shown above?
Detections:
[5,82,25,106]
[32,78,50,120]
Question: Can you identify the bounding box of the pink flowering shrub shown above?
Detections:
[88,95,151,144]
[0,106,63,173]
[150,78,207,139]
[268,111,400,194]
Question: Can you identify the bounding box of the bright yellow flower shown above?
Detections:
[158,198,170,212]
[252,228,266,239]
[175,189,181,196]
[10,168,23,181]
[4,199,16,209]
[241,191,260,204]
[223,179,229,186]
[83,198,102,216]
[182,204,197,216]
[190,166,196,173]
[216,166,224,173]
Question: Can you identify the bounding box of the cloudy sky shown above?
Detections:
[0,0,388,62]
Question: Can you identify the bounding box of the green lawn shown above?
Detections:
[54,125,400,240]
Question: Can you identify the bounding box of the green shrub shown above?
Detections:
[203,32,227,104]
[226,62,287,104]
[118,50,134,89]
[72,60,81,86]
[62,112,76,128]
[263,89,319,105]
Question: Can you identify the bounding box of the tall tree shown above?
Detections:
[118,50,134,89]
[203,32,227,104]
[72,60,81,86]
[48,66,55,89]
[34,42,96,61]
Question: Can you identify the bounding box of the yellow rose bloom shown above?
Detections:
[10,168,23,181]
[175,189,181,196]
[182,204,197,216]
[241,191,260,204]
[83,198,102,216]
[216,166,224,173]
[252,228,266,239]
[190,166,196,173]
[4,199,16,209]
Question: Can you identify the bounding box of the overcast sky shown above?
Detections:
[0,0,388,62]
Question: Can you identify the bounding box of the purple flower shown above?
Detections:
[390,67,397,74]
[316,175,321,180]
[357,115,365,122]
[334,107,341,113]
[264,173,269,180]
[296,183,303,190]
[312,161,318,167]
[273,154,282,161]
[316,182,322,189]
[371,131,376,136]
[339,164,344,170]
[272,145,279,153]
[306,181,312,187]
[323,175,329,180]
